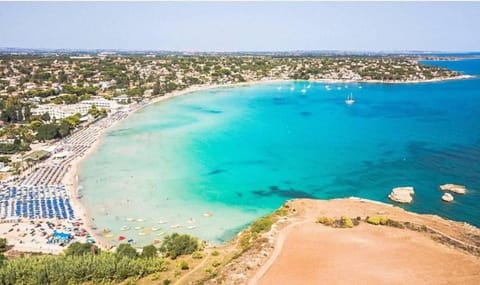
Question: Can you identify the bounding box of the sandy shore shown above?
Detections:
[250,198,480,285]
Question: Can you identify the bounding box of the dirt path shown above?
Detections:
[248,220,308,285]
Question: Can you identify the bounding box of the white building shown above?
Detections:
[80,98,119,110]
[31,104,88,120]
[32,98,119,120]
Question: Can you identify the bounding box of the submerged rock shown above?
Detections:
[440,184,467,194]
[441,193,454,202]
[388,187,414,203]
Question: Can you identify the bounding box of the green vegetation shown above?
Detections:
[316,216,334,226]
[366,216,389,225]
[22,150,49,161]
[340,216,354,228]
[250,216,274,234]
[0,97,32,123]
[141,245,158,258]
[179,260,189,270]
[0,248,167,285]
[274,207,289,217]
[88,105,107,118]
[0,238,8,266]
[159,233,199,259]
[191,251,203,259]
[316,216,357,228]
[0,142,30,155]
[116,243,138,259]
[64,241,100,256]
[35,113,82,141]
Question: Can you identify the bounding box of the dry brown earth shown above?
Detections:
[251,198,480,285]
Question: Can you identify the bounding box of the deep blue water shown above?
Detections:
[80,59,480,245]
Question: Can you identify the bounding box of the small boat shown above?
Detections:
[134,226,143,230]
[187,225,197,230]
[170,224,180,229]
[151,227,159,231]
[307,84,311,89]
[120,226,130,231]
[301,88,307,93]
[157,232,165,236]
[157,220,167,224]
[126,218,134,222]
[345,93,355,105]
[138,231,147,236]
[187,218,196,224]
[290,87,295,91]
[203,212,212,217]
[136,218,145,222]
[277,86,283,90]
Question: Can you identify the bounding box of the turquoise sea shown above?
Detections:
[80,59,480,246]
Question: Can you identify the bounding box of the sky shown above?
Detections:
[0,1,479,52]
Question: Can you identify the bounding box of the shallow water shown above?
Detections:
[80,59,480,245]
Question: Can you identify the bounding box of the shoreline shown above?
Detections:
[8,74,476,254]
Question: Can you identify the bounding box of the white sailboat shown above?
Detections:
[345,93,355,105]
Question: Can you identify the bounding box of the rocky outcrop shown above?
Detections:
[441,193,454,202]
[440,184,467,194]
[388,187,414,203]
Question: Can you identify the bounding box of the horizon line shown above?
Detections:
[1,47,480,54]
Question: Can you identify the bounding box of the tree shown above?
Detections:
[159,233,198,259]
[29,120,43,131]
[58,121,71,138]
[88,105,98,117]
[64,242,100,256]
[116,243,137,259]
[0,238,8,253]
[141,245,157,258]
[40,112,51,122]
[36,123,58,141]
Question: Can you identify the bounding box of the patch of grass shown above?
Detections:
[192,251,203,259]
[275,207,289,216]
[211,250,220,256]
[150,273,159,281]
[179,260,189,270]
[251,216,274,233]
[239,233,251,249]
[212,260,221,267]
